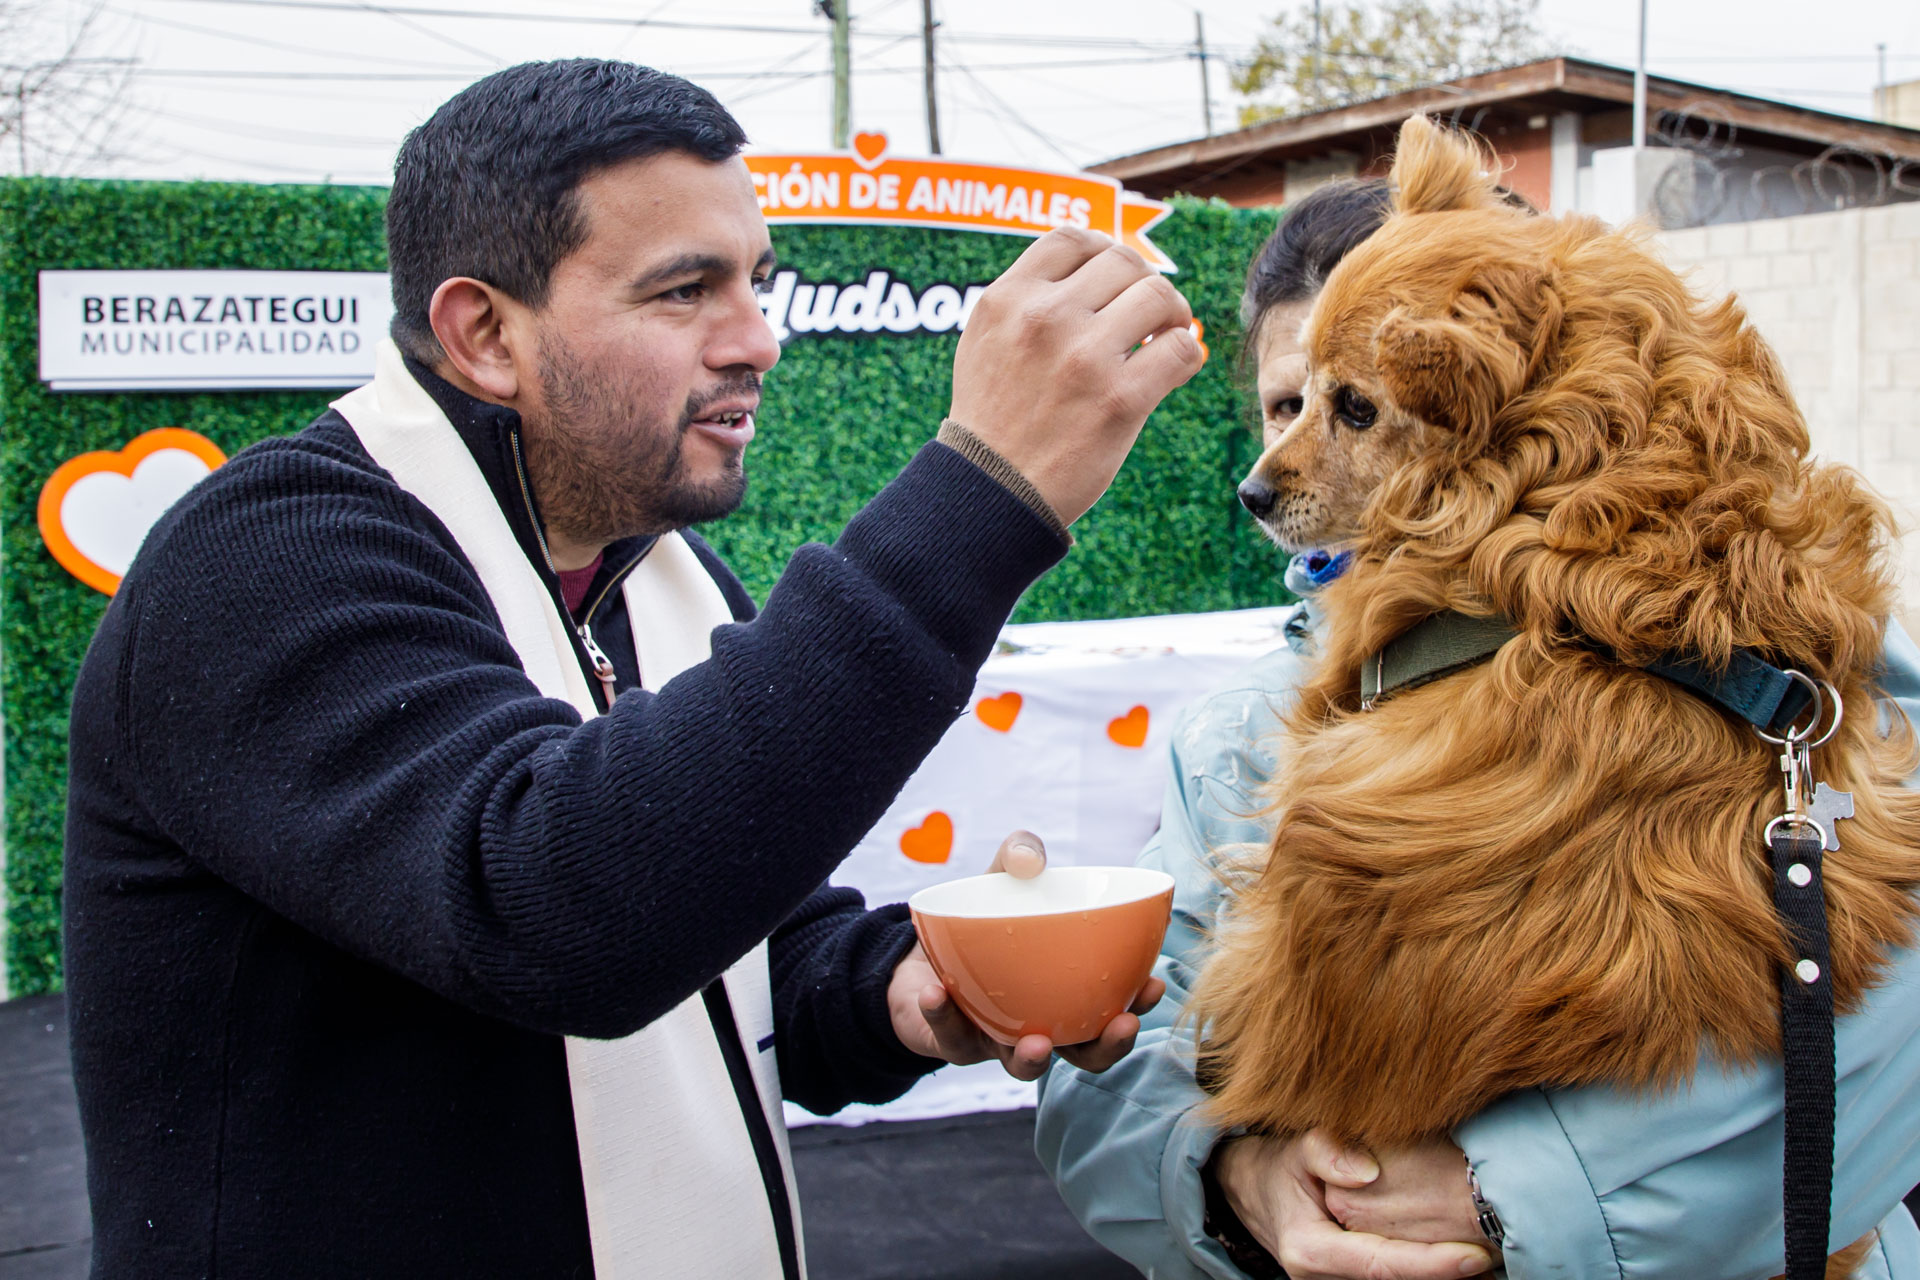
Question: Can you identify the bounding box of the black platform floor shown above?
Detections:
[8,991,1918,1279]
[0,993,1132,1279]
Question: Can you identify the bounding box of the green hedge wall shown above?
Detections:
[0,178,1284,996]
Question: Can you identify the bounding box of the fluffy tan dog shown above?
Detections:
[1192,116,1920,1269]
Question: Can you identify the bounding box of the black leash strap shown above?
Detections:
[1769,824,1834,1280]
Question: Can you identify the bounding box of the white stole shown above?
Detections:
[334,339,802,1280]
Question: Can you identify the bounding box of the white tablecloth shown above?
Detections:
[787,605,1298,1127]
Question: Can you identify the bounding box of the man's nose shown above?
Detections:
[713,287,782,373]
[1237,475,1278,518]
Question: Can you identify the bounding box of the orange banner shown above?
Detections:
[747,131,1176,273]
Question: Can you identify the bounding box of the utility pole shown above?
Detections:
[820,0,851,149]
[1311,0,1323,107]
[922,0,941,153]
[1193,11,1212,136]
[1631,0,1648,155]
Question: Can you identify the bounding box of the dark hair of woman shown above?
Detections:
[1238,177,1394,354]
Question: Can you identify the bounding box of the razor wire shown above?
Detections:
[1650,100,1920,229]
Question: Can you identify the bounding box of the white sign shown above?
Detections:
[38,270,394,392]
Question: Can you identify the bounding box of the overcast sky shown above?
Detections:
[16,0,1920,186]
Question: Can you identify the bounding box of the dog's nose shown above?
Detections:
[1237,476,1278,519]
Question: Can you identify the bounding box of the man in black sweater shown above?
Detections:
[62,60,1198,1279]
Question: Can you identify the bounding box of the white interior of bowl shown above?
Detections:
[908,866,1174,919]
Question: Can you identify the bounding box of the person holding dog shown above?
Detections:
[1036,175,1920,1280]
[60,60,1197,1280]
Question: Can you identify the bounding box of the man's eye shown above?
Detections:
[1336,387,1377,428]
[752,276,774,296]
[665,282,706,301]
[1270,395,1304,418]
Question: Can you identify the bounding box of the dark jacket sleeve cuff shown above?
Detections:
[770,891,946,1114]
[935,419,1073,545]
[850,904,950,1081]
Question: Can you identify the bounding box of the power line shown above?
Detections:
[145,0,1257,55]
[712,37,826,89]
[1717,85,1872,99]
[1648,53,1918,65]
[108,5,491,70]
[126,65,832,81]
[158,135,389,176]
[346,1,501,64]
[150,0,904,37]
[909,53,1196,73]
[138,102,402,148]
[129,68,499,80]
[718,30,920,107]
[607,0,680,58]
[946,56,1082,168]
[732,51,1205,78]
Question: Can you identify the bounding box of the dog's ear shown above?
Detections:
[1390,115,1503,215]
[1372,300,1531,441]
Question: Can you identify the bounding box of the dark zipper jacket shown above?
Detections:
[61,356,1068,1278]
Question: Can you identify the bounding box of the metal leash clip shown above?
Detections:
[1756,671,1845,852]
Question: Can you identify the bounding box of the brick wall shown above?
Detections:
[1657,204,1920,625]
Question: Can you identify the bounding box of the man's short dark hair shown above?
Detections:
[387,59,748,361]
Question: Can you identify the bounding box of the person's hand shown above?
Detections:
[1322,1137,1491,1251]
[950,227,1204,525]
[1212,1130,1498,1280]
[886,830,1167,1080]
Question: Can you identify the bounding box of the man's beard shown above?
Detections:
[522,328,754,545]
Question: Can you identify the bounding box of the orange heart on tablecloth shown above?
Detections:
[900,811,954,863]
[975,691,1023,732]
[852,131,888,167]
[1106,705,1150,748]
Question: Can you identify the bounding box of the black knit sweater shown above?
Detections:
[61,363,1067,1278]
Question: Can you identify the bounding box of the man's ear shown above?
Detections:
[428,277,526,403]
[1372,303,1528,441]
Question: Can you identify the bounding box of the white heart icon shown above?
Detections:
[59,448,216,579]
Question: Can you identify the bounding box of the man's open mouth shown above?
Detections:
[689,408,756,449]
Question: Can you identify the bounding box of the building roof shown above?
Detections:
[1091,56,1920,199]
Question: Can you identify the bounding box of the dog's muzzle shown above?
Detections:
[1237,476,1278,519]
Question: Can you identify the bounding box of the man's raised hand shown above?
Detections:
[950,228,1204,526]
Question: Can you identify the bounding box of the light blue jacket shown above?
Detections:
[1036,620,1920,1280]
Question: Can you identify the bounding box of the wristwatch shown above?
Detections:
[1465,1154,1506,1248]
[1199,1155,1288,1279]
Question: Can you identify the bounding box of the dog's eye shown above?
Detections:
[1336,387,1378,429]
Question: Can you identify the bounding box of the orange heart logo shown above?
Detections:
[851,130,888,168]
[900,811,954,864]
[37,427,228,596]
[975,691,1022,732]
[1106,705,1150,748]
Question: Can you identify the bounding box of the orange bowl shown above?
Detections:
[908,866,1175,1047]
